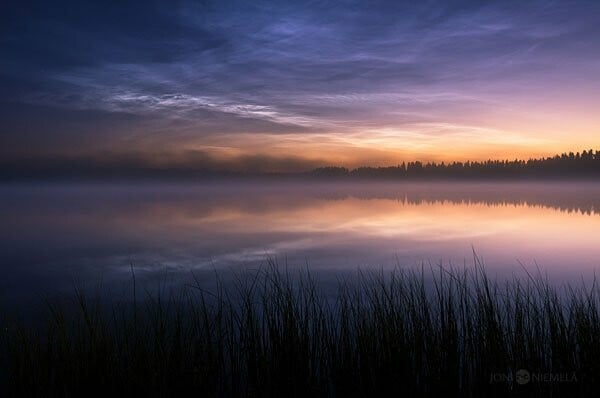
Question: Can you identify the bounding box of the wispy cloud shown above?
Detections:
[2,0,600,170]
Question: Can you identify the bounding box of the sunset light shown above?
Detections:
[2,1,600,396]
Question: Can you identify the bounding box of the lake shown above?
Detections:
[1,181,600,313]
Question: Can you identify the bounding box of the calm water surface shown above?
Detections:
[1,181,600,310]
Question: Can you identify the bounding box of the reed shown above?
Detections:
[2,259,598,397]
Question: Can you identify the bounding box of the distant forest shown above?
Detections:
[3,149,600,180]
[310,149,600,179]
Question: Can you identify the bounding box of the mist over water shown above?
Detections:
[1,181,599,313]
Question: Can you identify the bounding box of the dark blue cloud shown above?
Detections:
[1,0,600,170]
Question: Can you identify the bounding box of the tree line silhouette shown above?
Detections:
[310,149,600,179]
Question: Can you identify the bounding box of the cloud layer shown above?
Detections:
[2,0,600,172]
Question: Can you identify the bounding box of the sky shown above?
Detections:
[1,0,600,174]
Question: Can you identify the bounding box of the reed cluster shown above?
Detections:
[2,261,599,397]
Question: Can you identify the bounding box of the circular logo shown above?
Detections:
[516,369,530,385]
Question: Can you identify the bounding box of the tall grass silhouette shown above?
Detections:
[2,259,598,397]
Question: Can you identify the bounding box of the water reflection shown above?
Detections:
[1,181,599,307]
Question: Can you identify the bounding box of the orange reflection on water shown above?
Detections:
[1,182,599,277]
